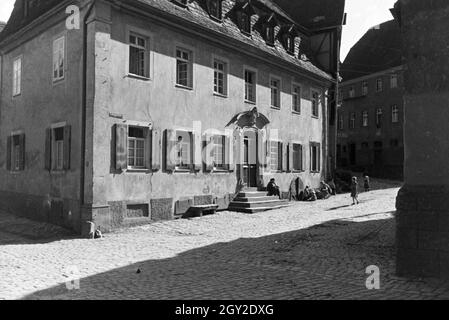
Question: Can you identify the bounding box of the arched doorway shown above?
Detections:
[242,129,258,188]
[226,107,270,190]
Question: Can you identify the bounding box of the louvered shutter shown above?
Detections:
[115,124,128,171]
[63,125,71,170]
[165,129,177,172]
[151,128,161,171]
[192,130,202,172]
[6,136,11,171]
[204,133,214,172]
[19,134,26,171]
[45,129,52,171]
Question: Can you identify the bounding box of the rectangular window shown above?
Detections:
[9,134,25,171]
[244,69,256,103]
[376,78,383,92]
[392,105,399,123]
[390,74,398,88]
[292,144,303,171]
[212,135,225,169]
[376,108,383,128]
[362,81,368,95]
[129,33,149,78]
[213,59,227,96]
[311,90,320,118]
[362,111,369,127]
[13,56,22,96]
[240,12,251,34]
[390,139,399,148]
[175,131,192,170]
[176,47,193,88]
[350,113,356,129]
[128,127,146,169]
[208,0,222,20]
[338,114,344,130]
[53,36,65,81]
[265,26,275,45]
[310,143,321,172]
[53,127,64,170]
[292,84,301,113]
[270,77,281,109]
[269,141,282,171]
[349,86,355,98]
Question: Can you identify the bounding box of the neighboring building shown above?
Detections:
[338,20,404,178]
[0,0,342,233]
[274,0,347,177]
[394,0,449,279]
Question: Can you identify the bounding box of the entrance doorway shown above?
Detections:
[242,130,258,188]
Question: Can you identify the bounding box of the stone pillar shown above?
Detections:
[395,0,449,278]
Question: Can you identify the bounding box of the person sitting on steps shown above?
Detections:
[267,178,281,199]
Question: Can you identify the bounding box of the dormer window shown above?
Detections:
[286,35,295,54]
[24,0,39,17]
[265,25,275,45]
[240,12,251,35]
[208,0,222,21]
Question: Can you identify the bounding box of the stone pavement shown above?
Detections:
[1,184,449,300]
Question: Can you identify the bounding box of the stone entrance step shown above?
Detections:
[229,189,291,214]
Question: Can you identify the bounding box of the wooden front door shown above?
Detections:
[242,131,258,188]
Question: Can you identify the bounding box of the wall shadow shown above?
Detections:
[21,213,449,300]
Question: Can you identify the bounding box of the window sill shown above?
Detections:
[212,168,231,173]
[126,73,151,81]
[213,92,228,98]
[209,16,223,23]
[50,170,67,175]
[9,170,24,174]
[174,168,193,173]
[292,170,305,173]
[312,115,320,119]
[244,100,256,105]
[292,110,301,116]
[271,106,281,110]
[175,84,193,91]
[126,168,151,173]
[310,171,321,174]
[12,93,21,98]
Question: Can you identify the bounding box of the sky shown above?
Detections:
[0,0,396,61]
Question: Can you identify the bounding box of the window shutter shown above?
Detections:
[288,142,294,172]
[257,130,266,169]
[299,145,303,171]
[6,136,11,171]
[165,129,176,172]
[204,133,214,172]
[63,125,71,170]
[226,134,234,172]
[45,128,52,171]
[151,128,161,171]
[234,131,243,171]
[115,124,128,171]
[192,130,202,172]
[282,142,288,172]
[318,144,321,172]
[19,134,26,171]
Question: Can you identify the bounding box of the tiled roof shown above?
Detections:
[341,20,402,81]
[0,0,333,81]
[272,0,346,31]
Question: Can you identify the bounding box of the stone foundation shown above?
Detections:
[396,185,449,278]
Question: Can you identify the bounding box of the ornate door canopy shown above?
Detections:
[225,107,270,130]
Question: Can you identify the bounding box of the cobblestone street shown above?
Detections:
[1,184,449,300]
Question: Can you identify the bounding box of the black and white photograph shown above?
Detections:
[0,0,449,307]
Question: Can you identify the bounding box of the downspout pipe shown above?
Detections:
[80,0,96,219]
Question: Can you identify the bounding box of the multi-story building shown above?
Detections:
[338,19,404,178]
[0,0,343,233]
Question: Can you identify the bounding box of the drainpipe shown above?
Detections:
[80,0,96,221]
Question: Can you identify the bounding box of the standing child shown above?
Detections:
[351,177,360,205]
[364,176,371,192]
